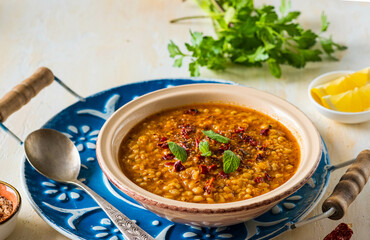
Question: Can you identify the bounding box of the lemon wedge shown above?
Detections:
[311,68,369,105]
[321,84,370,112]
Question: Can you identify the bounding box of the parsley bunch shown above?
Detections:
[168,0,346,78]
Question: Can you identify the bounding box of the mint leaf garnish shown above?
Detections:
[223,150,240,174]
[202,130,229,143]
[199,141,212,157]
[168,142,188,163]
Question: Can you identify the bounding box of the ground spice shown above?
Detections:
[0,196,13,222]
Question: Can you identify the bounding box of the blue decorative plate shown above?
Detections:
[21,79,330,240]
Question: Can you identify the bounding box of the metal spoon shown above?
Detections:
[24,128,154,240]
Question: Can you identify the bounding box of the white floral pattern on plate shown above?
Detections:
[63,125,99,151]
[42,181,83,202]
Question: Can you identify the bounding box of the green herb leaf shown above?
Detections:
[320,37,337,60]
[223,150,240,174]
[294,30,317,49]
[333,42,348,51]
[173,57,183,67]
[190,31,203,46]
[199,141,212,157]
[279,11,300,24]
[168,142,188,162]
[224,7,236,24]
[267,59,282,78]
[202,130,229,143]
[168,0,346,78]
[279,0,291,17]
[321,12,329,32]
[189,61,201,77]
[168,41,185,58]
[249,46,269,63]
[279,23,301,37]
[300,49,322,62]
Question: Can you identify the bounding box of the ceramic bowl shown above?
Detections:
[0,181,21,240]
[308,71,370,124]
[96,84,322,227]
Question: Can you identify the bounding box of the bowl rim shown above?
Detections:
[0,180,21,225]
[308,70,370,116]
[96,83,322,213]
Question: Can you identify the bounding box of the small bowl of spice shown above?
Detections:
[0,181,21,240]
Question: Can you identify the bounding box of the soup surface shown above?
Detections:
[119,104,300,203]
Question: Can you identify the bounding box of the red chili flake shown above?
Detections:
[181,142,188,150]
[184,108,199,115]
[323,223,353,240]
[237,166,242,172]
[239,148,248,156]
[204,136,216,144]
[234,127,245,133]
[199,164,208,174]
[203,177,215,194]
[174,160,186,172]
[260,125,272,136]
[181,130,189,139]
[160,137,167,142]
[181,124,195,139]
[256,153,264,160]
[243,135,252,143]
[195,138,200,150]
[260,128,270,136]
[258,144,267,151]
[164,162,175,166]
[218,143,231,153]
[218,171,229,179]
[254,177,264,183]
[157,142,168,149]
[265,173,273,181]
[236,133,244,141]
[208,164,218,171]
[162,153,175,160]
[249,140,257,147]
[196,155,205,161]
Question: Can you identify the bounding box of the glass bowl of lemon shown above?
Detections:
[308,68,370,124]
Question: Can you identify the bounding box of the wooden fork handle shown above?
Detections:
[322,149,370,220]
[0,67,54,122]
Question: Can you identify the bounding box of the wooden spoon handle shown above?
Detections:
[322,149,370,220]
[0,67,54,122]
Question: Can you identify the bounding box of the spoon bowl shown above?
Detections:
[24,129,80,182]
[24,128,154,240]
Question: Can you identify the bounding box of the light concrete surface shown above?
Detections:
[0,0,369,239]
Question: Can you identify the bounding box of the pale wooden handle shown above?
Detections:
[0,67,54,122]
[322,149,370,220]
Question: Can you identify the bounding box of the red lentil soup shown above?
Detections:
[118,104,300,203]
